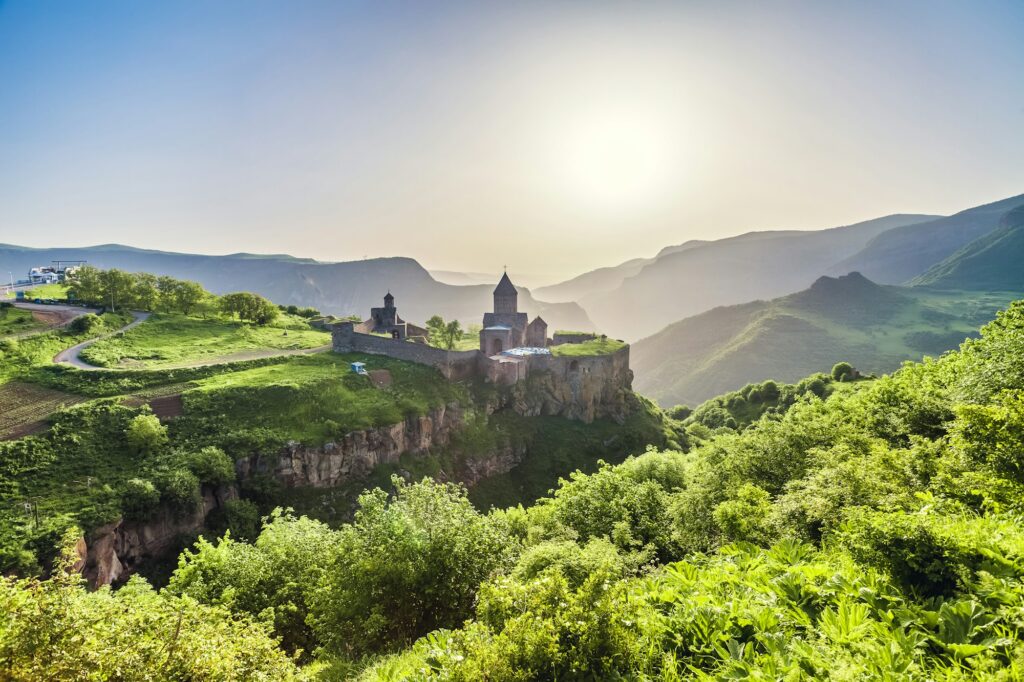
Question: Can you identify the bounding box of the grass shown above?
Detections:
[22,283,68,300]
[0,311,134,386]
[550,337,627,356]
[79,313,330,368]
[171,352,469,453]
[0,307,45,338]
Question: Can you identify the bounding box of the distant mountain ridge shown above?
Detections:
[631,272,1019,407]
[574,213,938,340]
[0,244,593,332]
[909,204,1024,291]
[830,193,1024,284]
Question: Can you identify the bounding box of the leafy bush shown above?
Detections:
[124,413,168,455]
[831,361,853,381]
[68,313,103,334]
[223,499,260,541]
[309,478,516,657]
[157,468,201,516]
[185,446,236,486]
[120,478,161,521]
[0,568,299,679]
[170,511,338,656]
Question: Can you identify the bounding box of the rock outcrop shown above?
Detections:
[505,348,634,423]
[82,485,235,588]
[236,402,466,488]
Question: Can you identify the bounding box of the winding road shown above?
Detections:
[54,311,152,369]
[50,310,331,371]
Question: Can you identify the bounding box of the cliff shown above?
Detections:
[82,485,236,587]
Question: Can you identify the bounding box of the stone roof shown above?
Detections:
[494,272,517,296]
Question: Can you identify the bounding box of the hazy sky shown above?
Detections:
[2,1,1023,282]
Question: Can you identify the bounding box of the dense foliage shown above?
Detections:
[5,294,1024,678]
[0,538,301,680]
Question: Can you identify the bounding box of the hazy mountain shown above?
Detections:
[831,193,1024,284]
[631,272,1019,407]
[909,205,1024,291]
[0,244,593,332]
[579,214,936,340]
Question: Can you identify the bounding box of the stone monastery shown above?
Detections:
[331,274,633,420]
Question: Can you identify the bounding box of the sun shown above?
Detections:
[551,103,683,215]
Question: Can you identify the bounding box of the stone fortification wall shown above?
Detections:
[333,322,483,381]
[551,332,598,346]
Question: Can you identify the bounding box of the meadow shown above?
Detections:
[79,312,330,368]
[0,306,44,337]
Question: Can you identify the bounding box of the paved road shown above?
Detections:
[54,311,152,369]
[7,302,100,340]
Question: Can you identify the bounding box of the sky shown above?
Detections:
[1,1,1023,283]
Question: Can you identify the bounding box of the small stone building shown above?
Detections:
[359,292,427,340]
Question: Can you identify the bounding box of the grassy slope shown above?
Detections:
[79,313,330,368]
[0,350,470,567]
[0,311,134,385]
[0,307,45,337]
[550,337,627,356]
[22,283,69,300]
[174,352,467,449]
[632,272,1020,407]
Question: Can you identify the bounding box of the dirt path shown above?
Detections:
[7,302,100,340]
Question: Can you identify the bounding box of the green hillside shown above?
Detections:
[13,297,1024,678]
[631,272,1020,407]
[79,313,329,368]
[911,205,1024,290]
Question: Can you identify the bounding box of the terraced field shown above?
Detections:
[0,381,86,439]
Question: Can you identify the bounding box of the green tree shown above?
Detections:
[185,446,236,486]
[309,478,515,656]
[124,414,167,455]
[169,510,339,655]
[832,361,855,381]
[426,315,462,349]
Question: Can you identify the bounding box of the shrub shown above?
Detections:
[124,414,168,455]
[120,478,161,521]
[223,499,260,541]
[832,361,854,381]
[713,483,775,544]
[186,446,236,486]
[157,469,201,516]
[69,313,104,334]
[309,478,516,656]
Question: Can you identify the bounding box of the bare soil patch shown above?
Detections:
[0,381,85,440]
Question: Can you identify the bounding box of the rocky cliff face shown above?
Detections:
[509,349,634,424]
[82,485,235,588]
[236,402,467,488]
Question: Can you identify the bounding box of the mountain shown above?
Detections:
[0,244,593,332]
[631,272,1018,407]
[909,205,1024,291]
[532,241,710,303]
[577,214,936,340]
[831,193,1024,284]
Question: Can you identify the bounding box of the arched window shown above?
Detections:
[491,339,504,355]
[569,360,580,372]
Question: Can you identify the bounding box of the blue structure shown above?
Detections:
[350,361,368,375]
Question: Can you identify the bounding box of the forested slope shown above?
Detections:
[5,297,1023,678]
